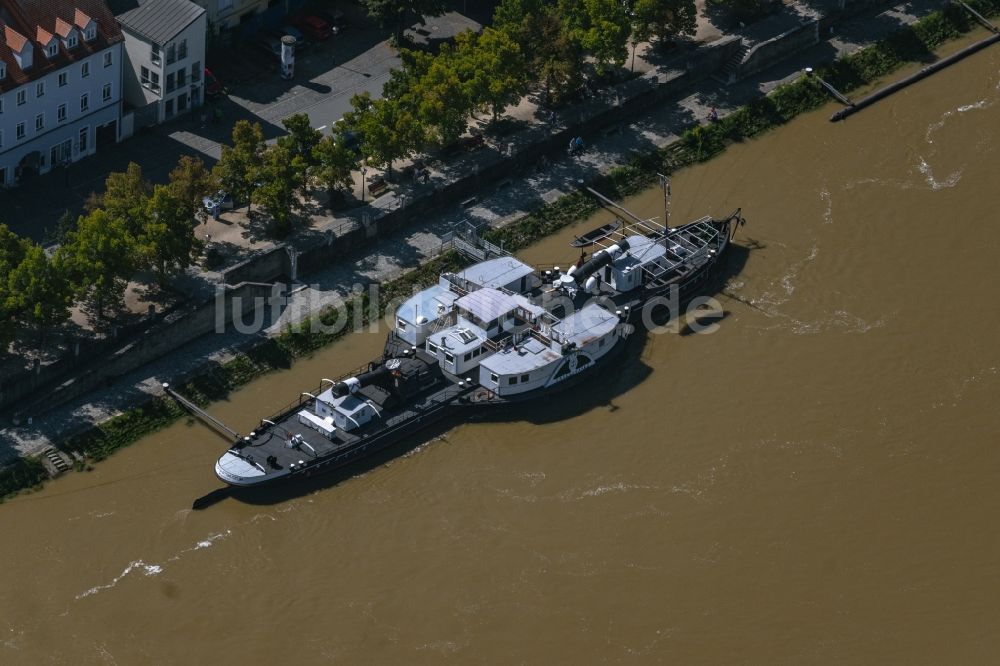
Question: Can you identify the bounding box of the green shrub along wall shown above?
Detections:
[3,0,997,502]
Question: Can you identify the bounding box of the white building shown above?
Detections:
[115,0,205,127]
[0,0,124,187]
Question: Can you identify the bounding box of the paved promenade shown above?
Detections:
[0,0,946,462]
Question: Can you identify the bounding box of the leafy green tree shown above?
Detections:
[632,0,698,46]
[168,155,216,223]
[563,0,631,77]
[253,145,300,237]
[346,92,424,178]
[363,0,450,44]
[413,44,471,146]
[459,28,530,122]
[60,209,137,321]
[101,162,151,236]
[213,120,266,211]
[140,185,204,284]
[311,136,360,207]
[0,224,28,350]
[5,243,72,340]
[279,113,322,166]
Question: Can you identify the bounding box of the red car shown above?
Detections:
[205,67,223,97]
[293,15,332,40]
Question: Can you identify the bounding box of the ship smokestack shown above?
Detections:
[330,365,390,397]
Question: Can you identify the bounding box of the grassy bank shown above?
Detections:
[3,0,996,502]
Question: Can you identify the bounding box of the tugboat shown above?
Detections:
[213,193,746,488]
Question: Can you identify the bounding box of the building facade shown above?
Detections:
[0,0,124,187]
[116,0,205,127]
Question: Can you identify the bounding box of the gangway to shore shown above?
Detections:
[163,383,240,442]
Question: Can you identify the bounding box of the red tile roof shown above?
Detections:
[0,0,122,93]
[4,25,28,53]
[54,17,73,37]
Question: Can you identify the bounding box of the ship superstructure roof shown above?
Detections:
[479,337,560,375]
[397,284,457,322]
[455,287,519,324]
[551,303,619,346]
[456,257,534,289]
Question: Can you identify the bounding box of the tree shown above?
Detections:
[101,162,152,237]
[346,92,423,178]
[5,243,72,340]
[460,28,530,123]
[279,113,322,167]
[168,155,216,223]
[140,185,204,284]
[632,0,698,46]
[413,44,471,147]
[0,224,28,350]
[311,136,359,207]
[564,0,631,77]
[213,120,266,211]
[60,209,137,321]
[253,145,300,237]
[363,0,450,45]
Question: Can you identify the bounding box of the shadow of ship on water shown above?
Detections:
[195,242,753,509]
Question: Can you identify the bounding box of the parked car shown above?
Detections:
[318,8,347,31]
[204,67,223,97]
[253,34,283,59]
[292,15,332,41]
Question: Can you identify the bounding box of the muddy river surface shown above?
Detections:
[3,38,1000,664]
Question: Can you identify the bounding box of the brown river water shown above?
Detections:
[3,34,1000,664]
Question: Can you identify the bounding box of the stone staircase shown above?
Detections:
[713,40,750,85]
[41,447,72,477]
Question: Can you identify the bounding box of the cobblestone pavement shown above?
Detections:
[0,1,943,462]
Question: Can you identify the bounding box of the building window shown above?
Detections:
[103,51,112,67]
[165,98,174,117]
[79,126,88,152]
[178,93,187,112]
[150,71,160,92]
[177,68,186,87]
[508,376,516,385]
[0,130,3,148]
[192,62,201,81]
[85,26,96,41]
[58,72,68,87]
[166,72,175,93]
[444,351,454,364]
[82,61,90,78]
[103,83,111,101]
[463,352,471,362]
[16,90,25,105]
[67,34,78,49]
[46,43,59,58]
[0,96,4,113]
[16,122,25,140]
[165,44,175,65]
[36,81,45,97]
[58,103,67,122]
[141,66,150,87]
[0,64,6,80]
[151,45,161,65]
[178,39,187,60]
[80,93,89,111]
[35,113,44,131]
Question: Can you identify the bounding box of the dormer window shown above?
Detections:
[85,25,96,41]
[67,34,78,49]
[47,42,59,58]
[75,10,96,42]
[0,64,5,81]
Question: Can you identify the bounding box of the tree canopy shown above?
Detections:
[214,120,266,211]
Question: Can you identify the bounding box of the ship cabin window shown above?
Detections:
[508,377,517,385]
[464,352,472,362]
[444,352,454,364]
[490,373,499,384]
[427,340,439,354]
[471,347,482,357]
[397,319,407,331]
[520,374,529,382]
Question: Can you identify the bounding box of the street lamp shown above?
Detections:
[361,164,368,203]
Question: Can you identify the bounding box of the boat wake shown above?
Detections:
[916,156,962,190]
[76,560,163,600]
